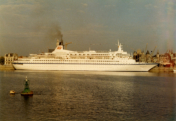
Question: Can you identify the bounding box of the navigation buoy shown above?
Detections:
[21,76,33,96]
[10,90,15,94]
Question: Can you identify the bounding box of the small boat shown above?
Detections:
[174,69,176,73]
[10,90,15,94]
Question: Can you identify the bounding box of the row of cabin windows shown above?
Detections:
[32,59,129,62]
[32,59,121,61]
[21,62,132,65]
[20,62,132,64]
[26,60,126,63]
[37,54,53,56]
[68,55,127,59]
[69,54,110,56]
[24,64,133,68]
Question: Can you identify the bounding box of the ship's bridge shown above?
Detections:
[52,45,73,56]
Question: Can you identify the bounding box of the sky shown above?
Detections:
[0,0,175,56]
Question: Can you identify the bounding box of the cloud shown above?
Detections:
[81,3,88,7]
[144,4,153,9]
[105,5,116,8]
[0,4,35,36]
[65,23,110,37]
[0,4,35,14]
[87,24,108,29]
[0,1,62,41]
[78,10,85,13]
[6,0,37,4]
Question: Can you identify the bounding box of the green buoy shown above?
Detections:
[21,76,33,96]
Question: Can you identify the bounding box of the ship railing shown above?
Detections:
[75,51,111,53]
[94,51,110,53]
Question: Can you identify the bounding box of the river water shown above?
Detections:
[0,70,176,121]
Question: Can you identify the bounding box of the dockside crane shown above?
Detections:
[151,46,157,57]
[144,43,148,54]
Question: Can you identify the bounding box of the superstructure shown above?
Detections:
[12,39,157,71]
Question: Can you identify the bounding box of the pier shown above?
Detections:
[149,66,174,72]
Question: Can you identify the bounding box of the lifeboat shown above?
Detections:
[10,90,15,94]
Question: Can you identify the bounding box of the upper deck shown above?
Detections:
[16,40,133,61]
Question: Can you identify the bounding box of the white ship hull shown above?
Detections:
[13,63,157,72]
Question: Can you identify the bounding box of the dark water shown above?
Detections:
[0,70,176,121]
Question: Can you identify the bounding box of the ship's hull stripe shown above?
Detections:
[13,63,158,65]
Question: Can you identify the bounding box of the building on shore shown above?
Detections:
[133,49,176,67]
[4,53,18,65]
[159,50,176,67]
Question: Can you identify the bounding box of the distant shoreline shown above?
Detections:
[0,65,15,70]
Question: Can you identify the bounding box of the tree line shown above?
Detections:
[0,56,4,65]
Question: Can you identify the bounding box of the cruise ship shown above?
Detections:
[12,39,157,71]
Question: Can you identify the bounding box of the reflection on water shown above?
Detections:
[21,96,33,119]
[0,70,176,120]
[14,70,176,77]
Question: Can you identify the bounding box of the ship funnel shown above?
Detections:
[59,34,64,49]
[59,34,64,45]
